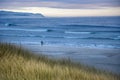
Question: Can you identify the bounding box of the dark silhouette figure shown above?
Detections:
[41,41,44,46]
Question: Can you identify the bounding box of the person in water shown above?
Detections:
[41,41,44,46]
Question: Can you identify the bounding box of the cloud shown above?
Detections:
[1,7,120,17]
[0,0,120,17]
[0,0,119,6]
[0,0,119,3]
[0,1,119,9]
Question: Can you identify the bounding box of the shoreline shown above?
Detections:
[23,44,120,74]
[0,43,120,80]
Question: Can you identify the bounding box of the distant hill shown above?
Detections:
[0,11,44,18]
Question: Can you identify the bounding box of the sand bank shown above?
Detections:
[24,45,120,74]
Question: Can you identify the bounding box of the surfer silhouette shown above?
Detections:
[41,41,44,46]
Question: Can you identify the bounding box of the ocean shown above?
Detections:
[0,16,120,73]
[0,17,120,49]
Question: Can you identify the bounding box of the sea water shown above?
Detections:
[0,16,120,73]
[0,17,120,49]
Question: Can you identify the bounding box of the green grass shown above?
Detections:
[0,43,120,80]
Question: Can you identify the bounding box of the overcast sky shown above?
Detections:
[0,0,120,17]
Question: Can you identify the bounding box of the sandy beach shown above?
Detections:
[1,43,120,80]
[23,44,120,74]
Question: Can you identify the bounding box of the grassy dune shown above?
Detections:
[0,43,119,80]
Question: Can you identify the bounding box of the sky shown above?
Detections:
[0,0,120,17]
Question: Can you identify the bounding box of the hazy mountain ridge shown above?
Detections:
[0,11,44,18]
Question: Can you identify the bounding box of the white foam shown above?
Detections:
[0,28,47,32]
[65,31,92,34]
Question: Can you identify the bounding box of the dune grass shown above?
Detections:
[0,43,120,80]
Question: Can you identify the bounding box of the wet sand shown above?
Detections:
[24,45,120,74]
